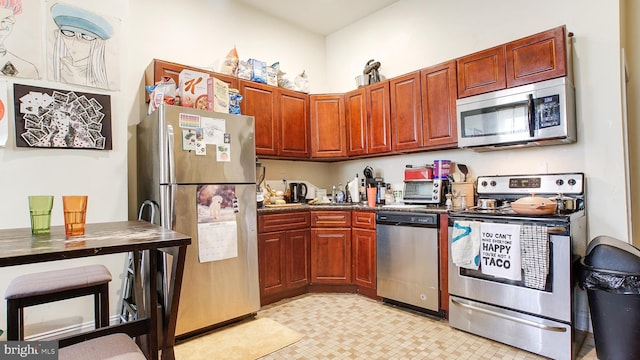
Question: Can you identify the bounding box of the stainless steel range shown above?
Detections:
[448,172,588,360]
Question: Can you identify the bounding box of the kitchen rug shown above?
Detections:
[173,317,303,360]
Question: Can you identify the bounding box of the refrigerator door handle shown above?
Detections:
[167,125,176,184]
[163,125,177,230]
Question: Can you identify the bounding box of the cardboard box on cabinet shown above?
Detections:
[179,69,209,110]
[207,77,229,113]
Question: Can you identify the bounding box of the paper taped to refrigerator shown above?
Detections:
[197,221,238,262]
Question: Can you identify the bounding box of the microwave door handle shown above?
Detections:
[527,94,535,137]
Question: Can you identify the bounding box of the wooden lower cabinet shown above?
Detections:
[351,211,376,296]
[310,228,352,284]
[352,228,376,289]
[258,212,311,305]
[259,210,378,303]
[310,210,352,284]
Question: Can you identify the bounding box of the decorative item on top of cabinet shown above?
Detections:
[310,94,347,159]
[456,25,569,98]
[351,211,377,299]
[310,211,352,285]
[258,211,311,305]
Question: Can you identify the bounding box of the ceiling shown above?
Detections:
[235,0,400,36]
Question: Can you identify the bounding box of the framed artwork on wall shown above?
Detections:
[13,84,112,150]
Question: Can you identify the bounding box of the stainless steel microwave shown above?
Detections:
[456,77,576,151]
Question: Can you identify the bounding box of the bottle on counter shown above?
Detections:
[336,183,345,203]
[384,183,394,204]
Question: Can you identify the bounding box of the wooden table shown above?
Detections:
[0,221,191,360]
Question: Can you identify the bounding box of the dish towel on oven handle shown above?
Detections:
[479,222,522,281]
[520,224,549,290]
[451,221,481,270]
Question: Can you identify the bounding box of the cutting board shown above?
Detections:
[265,203,303,208]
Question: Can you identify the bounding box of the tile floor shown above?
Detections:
[256,293,598,359]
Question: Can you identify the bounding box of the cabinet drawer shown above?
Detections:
[259,211,310,233]
[311,211,351,227]
[352,211,375,229]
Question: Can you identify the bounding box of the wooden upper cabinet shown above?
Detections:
[279,89,310,158]
[505,25,567,88]
[457,26,568,98]
[310,94,347,159]
[345,88,368,156]
[239,80,279,156]
[456,45,506,98]
[390,71,423,151]
[421,60,458,149]
[365,81,392,154]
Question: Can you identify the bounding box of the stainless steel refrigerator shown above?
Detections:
[136,104,259,338]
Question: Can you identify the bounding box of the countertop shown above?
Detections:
[257,203,450,214]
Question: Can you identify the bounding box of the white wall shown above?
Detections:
[0,0,326,339]
[328,0,628,244]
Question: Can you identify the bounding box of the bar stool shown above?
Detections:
[4,264,112,340]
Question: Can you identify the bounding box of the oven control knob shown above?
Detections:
[434,182,439,187]
[490,181,497,187]
[568,178,576,186]
[556,179,564,186]
[481,181,488,187]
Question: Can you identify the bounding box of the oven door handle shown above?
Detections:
[451,299,567,333]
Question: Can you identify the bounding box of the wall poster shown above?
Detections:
[13,83,112,149]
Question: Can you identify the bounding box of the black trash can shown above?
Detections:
[580,235,640,360]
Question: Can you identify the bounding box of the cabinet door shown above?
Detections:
[310,94,347,158]
[345,89,367,156]
[506,26,567,88]
[239,80,279,156]
[390,71,422,151]
[456,45,506,98]
[421,61,458,149]
[258,231,286,298]
[366,81,392,154]
[287,228,310,289]
[279,89,310,158]
[352,228,376,289]
[311,228,352,284]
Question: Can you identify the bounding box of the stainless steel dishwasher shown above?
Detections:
[376,211,441,315]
